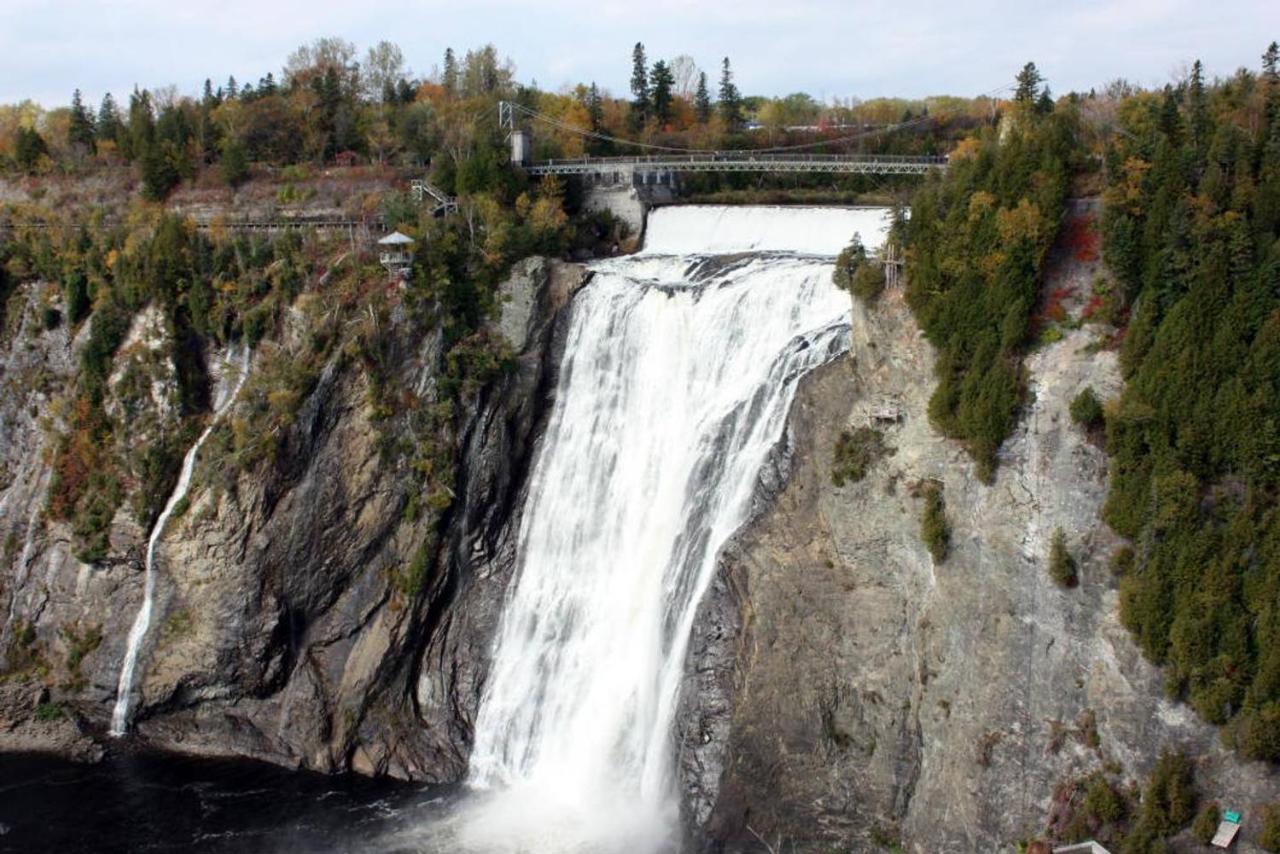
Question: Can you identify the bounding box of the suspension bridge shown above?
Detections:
[498,101,949,182]
[523,153,947,182]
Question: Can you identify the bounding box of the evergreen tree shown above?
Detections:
[68,89,96,155]
[1035,86,1054,115]
[1014,61,1043,105]
[650,60,674,126]
[1188,60,1209,155]
[1263,42,1280,134]
[718,57,743,130]
[201,78,216,106]
[225,75,238,99]
[140,143,180,200]
[219,136,250,187]
[694,71,712,123]
[122,88,154,162]
[586,82,604,132]
[630,42,650,129]
[258,72,278,97]
[14,126,47,173]
[96,93,121,144]
[442,47,458,98]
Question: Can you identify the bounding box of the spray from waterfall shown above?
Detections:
[442,206,890,853]
[110,346,252,737]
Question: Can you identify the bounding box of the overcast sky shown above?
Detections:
[2,0,1277,108]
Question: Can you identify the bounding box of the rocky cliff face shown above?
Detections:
[0,255,584,780]
[681,237,1280,851]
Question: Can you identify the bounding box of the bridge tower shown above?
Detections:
[499,101,530,167]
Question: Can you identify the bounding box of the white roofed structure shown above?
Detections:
[378,231,415,281]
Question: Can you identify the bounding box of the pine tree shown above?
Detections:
[14,127,47,173]
[1014,62,1043,105]
[68,89,96,155]
[96,93,121,144]
[225,75,238,99]
[718,57,742,131]
[630,42,650,129]
[1035,86,1054,116]
[1184,60,1209,157]
[122,88,154,162]
[694,71,712,123]
[1263,41,1280,137]
[586,82,604,132]
[443,47,458,98]
[650,60,674,126]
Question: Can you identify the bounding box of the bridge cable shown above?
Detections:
[510,83,1014,156]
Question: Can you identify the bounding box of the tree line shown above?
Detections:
[0,37,1000,202]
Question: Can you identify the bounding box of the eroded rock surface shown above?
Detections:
[0,256,585,780]
[683,252,1280,851]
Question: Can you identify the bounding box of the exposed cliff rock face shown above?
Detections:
[0,256,584,780]
[683,253,1280,851]
[413,257,587,780]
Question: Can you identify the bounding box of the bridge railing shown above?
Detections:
[529,153,949,168]
[524,152,948,176]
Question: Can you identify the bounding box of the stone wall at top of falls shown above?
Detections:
[641,205,891,257]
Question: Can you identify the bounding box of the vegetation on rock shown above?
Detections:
[831,426,889,487]
[1069,386,1105,431]
[1048,527,1078,588]
[919,480,950,563]
[1098,44,1280,759]
[904,70,1078,482]
[832,232,887,304]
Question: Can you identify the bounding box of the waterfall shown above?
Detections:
[110,346,251,737]
[4,467,48,630]
[454,206,890,852]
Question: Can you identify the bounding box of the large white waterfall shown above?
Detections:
[451,206,890,852]
[110,346,251,736]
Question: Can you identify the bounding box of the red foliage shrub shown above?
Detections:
[1064,214,1100,263]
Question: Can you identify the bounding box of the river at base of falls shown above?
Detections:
[0,750,437,854]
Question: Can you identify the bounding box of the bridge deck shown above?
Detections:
[525,153,947,177]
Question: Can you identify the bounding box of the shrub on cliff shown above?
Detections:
[1191,802,1220,846]
[919,480,950,563]
[1069,386,1104,431]
[1048,527,1078,588]
[833,233,886,304]
[1260,803,1280,852]
[1121,750,1196,853]
[831,426,889,486]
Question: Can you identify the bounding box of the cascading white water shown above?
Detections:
[5,470,47,630]
[454,206,890,853]
[110,346,251,736]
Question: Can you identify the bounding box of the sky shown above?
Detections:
[1,0,1278,108]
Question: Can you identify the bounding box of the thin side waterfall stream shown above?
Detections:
[447,206,891,852]
[110,347,252,736]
